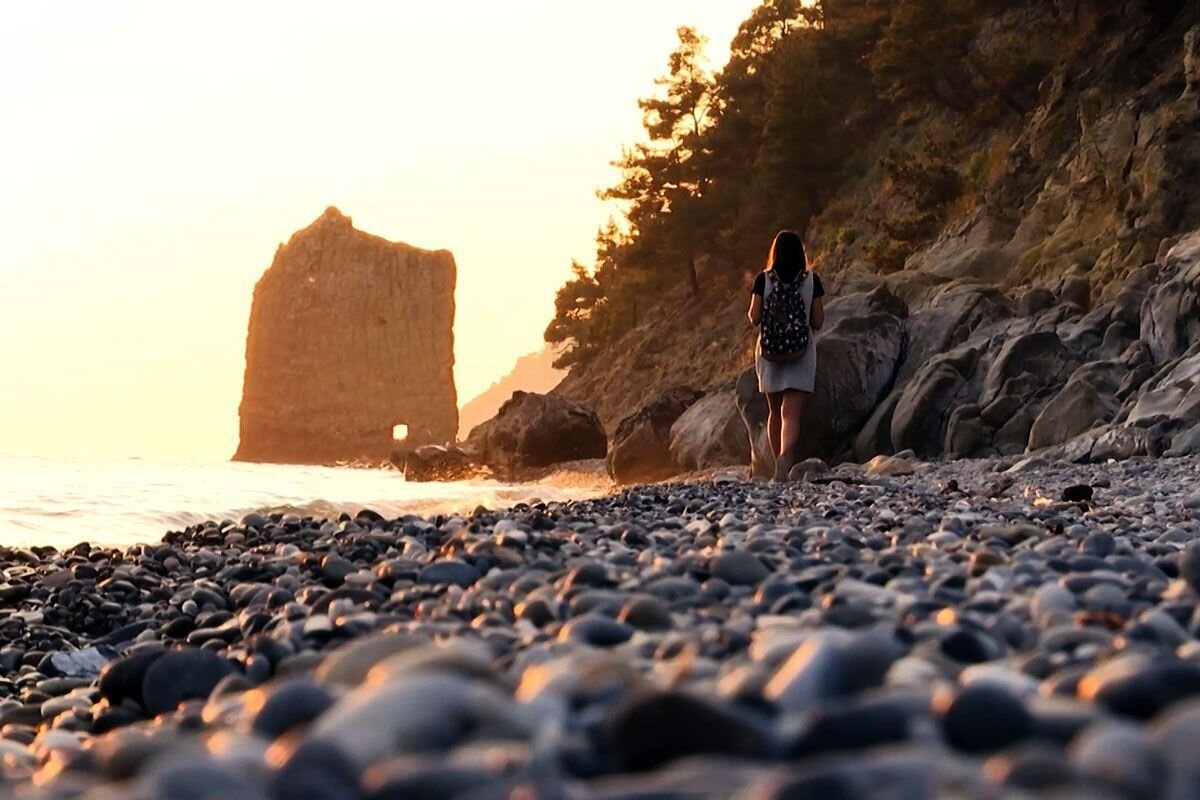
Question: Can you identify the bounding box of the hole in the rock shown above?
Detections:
[392,424,409,442]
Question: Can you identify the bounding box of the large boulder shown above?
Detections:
[1142,232,1200,363]
[897,285,1013,386]
[1056,274,1092,311]
[853,391,903,461]
[606,388,704,484]
[1027,361,1123,451]
[736,287,908,470]
[979,330,1076,409]
[669,391,751,472]
[1168,422,1200,456]
[891,345,983,458]
[904,210,1016,283]
[736,369,774,480]
[944,403,992,459]
[854,285,1014,461]
[821,285,908,330]
[797,312,906,459]
[466,391,606,469]
[394,444,476,482]
[1026,328,1200,464]
[1122,350,1200,426]
[892,320,1090,459]
[1045,423,1169,464]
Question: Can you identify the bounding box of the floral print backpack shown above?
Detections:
[759,271,810,363]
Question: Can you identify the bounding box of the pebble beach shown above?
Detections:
[5,454,1200,798]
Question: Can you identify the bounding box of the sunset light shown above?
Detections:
[3,4,1200,793]
[0,1,757,459]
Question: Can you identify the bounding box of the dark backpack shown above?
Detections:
[759,271,810,363]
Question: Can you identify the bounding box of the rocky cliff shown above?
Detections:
[234,207,457,464]
[555,4,1200,465]
[885,5,1200,297]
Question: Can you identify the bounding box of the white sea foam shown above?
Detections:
[0,453,609,549]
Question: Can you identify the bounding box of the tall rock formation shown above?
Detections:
[234,207,458,464]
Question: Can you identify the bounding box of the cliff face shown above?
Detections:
[891,5,1200,296]
[234,207,457,464]
[556,4,1200,436]
[555,289,752,434]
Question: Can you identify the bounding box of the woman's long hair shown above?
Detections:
[766,230,807,273]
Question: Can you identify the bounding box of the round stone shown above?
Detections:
[558,615,634,647]
[417,560,481,588]
[1079,532,1115,557]
[1079,656,1200,719]
[240,513,270,530]
[765,631,898,711]
[363,761,494,800]
[1180,542,1200,595]
[269,736,361,800]
[1031,583,1076,625]
[98,648,165,709]
[308,674,525,769]
[617,595,674,632]
[1061,484,1094,503]
[984,744,1077,790]
[141,649,235,717]
[137,754,264,800]
[788,694,917,758]
[515,598,556,627]
[938,629,995,664]
[605,691,769,771]
[250,679,335,739]
[1070,722,1165,798]
[563,562,612,589]
[319,554,354,585]
[711,551,770,586]
[935,685,1034,754]
[314,632,429,687]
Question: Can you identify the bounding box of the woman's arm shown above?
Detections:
[810,296,825,331]
[748,294,763,326]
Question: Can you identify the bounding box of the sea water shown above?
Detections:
[0,452,609,549]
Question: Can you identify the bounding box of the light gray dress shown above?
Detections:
[756,271,817,394]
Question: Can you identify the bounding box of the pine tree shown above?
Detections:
[601,27,718,296]
[869,0,981,110]
[543,262,604,368]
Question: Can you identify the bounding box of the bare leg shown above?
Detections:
[777,390,808,479]
[766,392,784,459]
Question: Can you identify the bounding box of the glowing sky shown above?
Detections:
[0,1,758,460]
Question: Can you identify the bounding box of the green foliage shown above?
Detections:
[869,0,982,110]
[963,149,990,195]
[863,234,915,273]
[545,0,1054,363]
[544,261,604,368]
[601,26,717,297]
[748,30,857,233]
[864,130,964,272]
[638,26,715,144]
[881,134,963,210]
[546,0,896,360]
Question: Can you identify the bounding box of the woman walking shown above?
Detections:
[747,231,826,481]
